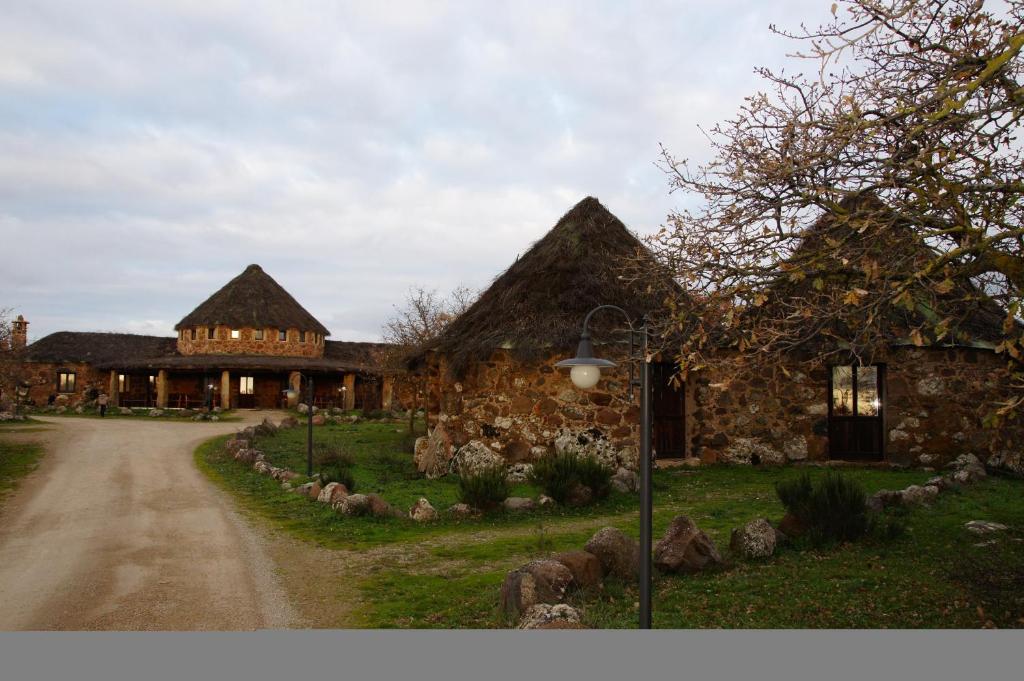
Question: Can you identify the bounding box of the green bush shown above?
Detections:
[316,444,356,491]
[775,470,869,546]
[458,465,510,510]
[529,452,579,504]
[574,455,613,500]
[529,451,613,504]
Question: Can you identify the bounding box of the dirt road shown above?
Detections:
[0,413,300,630]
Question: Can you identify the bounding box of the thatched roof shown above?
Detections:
[175,264,330,336]
[426,197,677,375]
[21,332,391,373]
[756,195,1006,349]
[22,332,177,366]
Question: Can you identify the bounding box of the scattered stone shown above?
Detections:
[952,470,974,485]
[119,407,132,415]
[447,503,481,519]
[293,482,319,497]
[965,520,1008,534]
[414,424,453,479]
[517,604,584,630]
[503,497,537,512]
[730,518,777,559]
[317,482,344,504]
[681,457,702,468]
[450,440,506,477]
[565,482,594,507]
[311,414,327,426]
[654,515,724,574]
[210,415,219,422]
[409,497,438,522]
[900,485,928,506]
[506,462,534,484]
[537,495,556,507]
[297,403,310,414]
[610,467,638,494]
[500,560,574,615]
[149,409,164,417]
[279,416,299,429]
[255,418,278,436]
[334,493,370,516]
[553,551,603,591]
[866,490,903,512]
[584,527,639,581]
[225,438,248,455]
[253,461,271,475]
[366,493,395,518]
[281,482,293,491]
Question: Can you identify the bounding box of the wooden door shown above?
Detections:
[651,362,686,459]
[828,365,884,460]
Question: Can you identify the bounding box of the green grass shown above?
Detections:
[26,408,242,422]
[195,419,1024,628]
[0,440,44,502]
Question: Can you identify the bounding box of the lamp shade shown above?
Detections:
[555,333,617,389]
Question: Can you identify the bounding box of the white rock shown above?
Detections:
[965,520,1008,534]
[518,603,582,630]
[409,497,438,522]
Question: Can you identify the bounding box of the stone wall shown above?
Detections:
[424,348,641,468]
[176,325,324,358]
[693,346,1023,469]
[18,361,108,407]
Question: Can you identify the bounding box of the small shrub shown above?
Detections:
[315,444,356,491]
[529,452,579,504]
[459,465,510,510]
[529,451,613,504]
[775,470,869,546]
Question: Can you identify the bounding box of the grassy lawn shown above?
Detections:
[0,439,44,503]
[24,408,242,422]
[197,419,1024,629]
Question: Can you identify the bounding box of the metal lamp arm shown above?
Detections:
[580,304,635,337]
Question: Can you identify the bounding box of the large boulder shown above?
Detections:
[450,440,505,478]
[366,493,396,518]
[317,482,347,504]
[553,551,603,591]
[506,463,534,484]
[297,403,310,414]
[554,428,636,471]
[729,518,777,559]
[255,418,278,436]
[500,560,574,616]
[311,414,327,426]
[719,437,785,465]
[293,481,320,498]
[409,498,438,522]
[414,424,453,479]
[518,604,584,630]
[654,515,724,574]
[334,493,370,516]
[503,497,537,512]
[278,416,299,429]
[610,467,638,494]
[584,527,639,581]
[447,503,481,519]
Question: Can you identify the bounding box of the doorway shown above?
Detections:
[651,362,686,459]
[828,364,885,461]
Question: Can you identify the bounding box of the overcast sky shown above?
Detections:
[1,0,835,342]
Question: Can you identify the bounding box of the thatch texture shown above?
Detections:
[753,195,1007,350]
[175,264,330,336]
[427,197,677,375]
[22,332,177,366]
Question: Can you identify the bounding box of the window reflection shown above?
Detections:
[832,366,854,415]
[857,366,879,416]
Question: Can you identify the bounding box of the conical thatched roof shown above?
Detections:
[175,264,330,336]
[428,197,676,375]
[754,194,1006,349]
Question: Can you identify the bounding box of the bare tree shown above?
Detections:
[650,0,1024,419]
[0,308,18,411]
[381,286,475,432]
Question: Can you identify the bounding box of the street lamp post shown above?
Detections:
[285,374,316,477]
[554,304,653,629]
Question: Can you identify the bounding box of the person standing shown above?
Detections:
[97,392,109,417]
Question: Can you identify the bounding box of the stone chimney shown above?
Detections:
[11,315,28,350]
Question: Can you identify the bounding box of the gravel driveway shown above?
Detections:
[0,412,299,630]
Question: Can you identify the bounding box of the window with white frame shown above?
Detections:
[240,376,254,395]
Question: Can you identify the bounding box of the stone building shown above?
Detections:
[416,196,1023,474]
[412,197,686,475]
[13,264,395,411]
